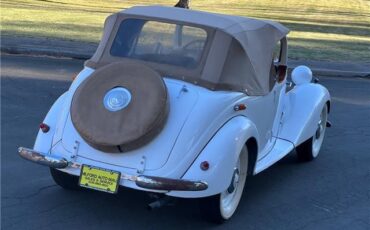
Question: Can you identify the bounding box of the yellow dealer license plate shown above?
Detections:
[79,165,121,194]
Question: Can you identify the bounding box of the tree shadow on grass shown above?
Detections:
[288,37,370,61]
[3,20,102,33]
[1,0,121,15]
[1,20,103,43]
[34,0,126,11]
[282,21,370,38]
[213,4,370,21]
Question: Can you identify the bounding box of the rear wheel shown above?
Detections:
[296,105,328,161]
[50,168,80,190]
[200,146,248,223]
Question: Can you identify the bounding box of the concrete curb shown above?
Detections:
[2,35,369,78]
[1,46,92,60]
[1,35,96,60]
[305,69,370,78]
[288,60,370,78]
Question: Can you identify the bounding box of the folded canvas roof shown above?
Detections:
[122,5,289,37]
[87,5,290,95]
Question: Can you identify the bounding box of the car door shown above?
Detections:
[244,82,280,160]
[244,41,286,160]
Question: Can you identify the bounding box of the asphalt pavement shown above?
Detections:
[1,54,370,230]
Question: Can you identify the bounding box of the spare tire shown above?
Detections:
[71,61,168,153]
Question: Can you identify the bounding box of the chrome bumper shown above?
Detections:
[19,147,69,168]
[135,175,207,191]
[18,147,208,191]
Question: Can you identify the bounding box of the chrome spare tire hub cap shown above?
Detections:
[103,87,131,112]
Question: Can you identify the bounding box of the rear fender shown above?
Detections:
[34,67,94,155]
[34,92,68,153]
[279,83,330,146]
[167,116,258,198]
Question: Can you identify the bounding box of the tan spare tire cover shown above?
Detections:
[71,61,168,153]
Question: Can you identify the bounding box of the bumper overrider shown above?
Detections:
[18,147,208,191]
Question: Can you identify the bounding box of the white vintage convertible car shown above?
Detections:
[19,6,331,223]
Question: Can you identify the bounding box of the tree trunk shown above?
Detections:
[174,0,190,9]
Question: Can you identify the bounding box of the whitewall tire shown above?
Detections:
[200,146,248,223]
[296,105,328,161]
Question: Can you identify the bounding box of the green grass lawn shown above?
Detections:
[1,0,370,61]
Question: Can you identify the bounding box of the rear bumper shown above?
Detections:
[18,147,69,168]
[18,147,208,192]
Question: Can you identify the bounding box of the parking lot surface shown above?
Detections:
[2,54,370,229]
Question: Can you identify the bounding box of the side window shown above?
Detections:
[135,21,176,55]
[181,26,207,44]
[269,41,282,89]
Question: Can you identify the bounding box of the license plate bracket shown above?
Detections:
[79,165,121,194]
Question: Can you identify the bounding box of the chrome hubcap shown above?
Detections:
[220,148,248,220]
[315,119,323,139]
[312,106,328,157]
[227,168,239,193]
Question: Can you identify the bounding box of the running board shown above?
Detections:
[254,139,294,175]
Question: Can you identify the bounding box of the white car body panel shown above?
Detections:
[235,83,285,161]
[254,138,294,174]
[34,92,68,154]
[52,67,95,146]
[278,83,331,146]
[168,116,257,198]
[61,78,199,171]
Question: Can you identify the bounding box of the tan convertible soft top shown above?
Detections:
[86,5,289,95]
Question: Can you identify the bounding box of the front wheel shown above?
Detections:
[296,105,328,161]
[199,146,248,223]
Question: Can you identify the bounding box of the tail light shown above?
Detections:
[39,123,50,133]
[234,104,246,111]
[200,161,210,171]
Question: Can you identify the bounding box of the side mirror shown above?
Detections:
[277,65,287,83]
[291,65,312,85]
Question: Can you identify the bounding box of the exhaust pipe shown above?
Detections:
[147,196,175,210]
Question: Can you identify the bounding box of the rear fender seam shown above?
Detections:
[179,115,242,179]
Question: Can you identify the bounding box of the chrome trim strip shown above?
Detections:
[18,147,208,191]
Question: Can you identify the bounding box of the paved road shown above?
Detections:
[1,54,370,230]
